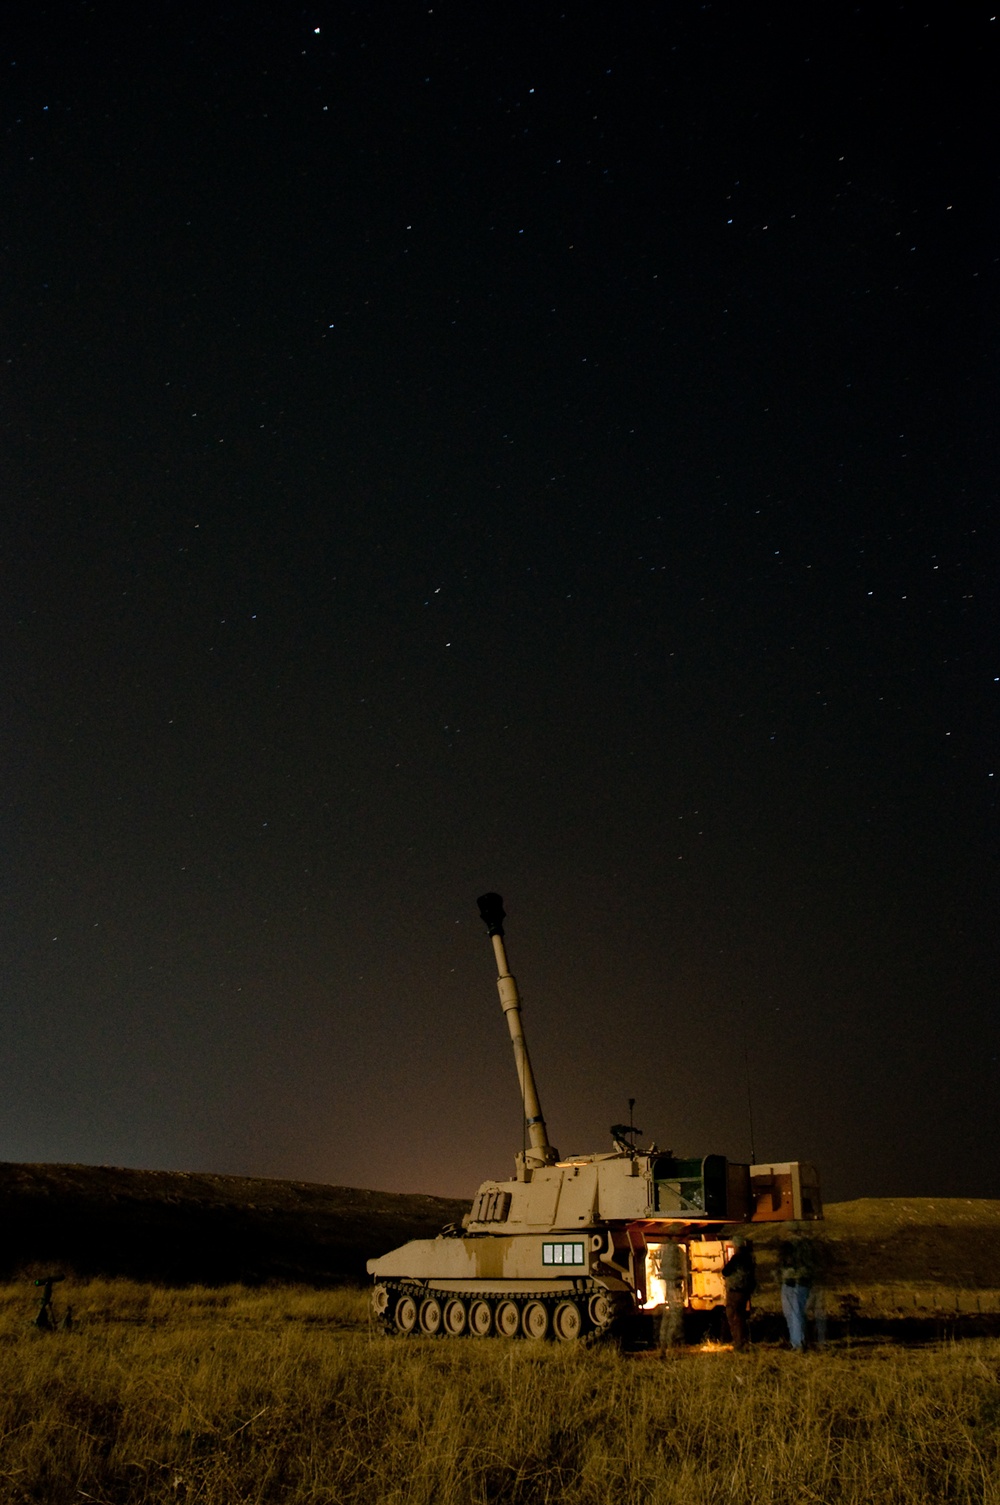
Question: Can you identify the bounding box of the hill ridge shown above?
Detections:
[5,1163,1000,1290]
[0,1160,470,1285]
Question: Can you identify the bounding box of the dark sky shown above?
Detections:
[2,2,997,1203]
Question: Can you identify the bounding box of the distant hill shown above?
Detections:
[5,1166,999,1296]
[750,1197,1000,1292]
[0,1162,469,1285]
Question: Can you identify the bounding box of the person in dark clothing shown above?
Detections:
[721,1235,756,1350]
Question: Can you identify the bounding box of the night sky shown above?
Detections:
[3,2,997,1204]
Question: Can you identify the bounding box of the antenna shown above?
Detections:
[743,1034,757,1163]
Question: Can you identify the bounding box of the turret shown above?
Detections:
[477,893,559,1172]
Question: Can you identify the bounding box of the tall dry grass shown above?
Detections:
[0,1278,998,1503]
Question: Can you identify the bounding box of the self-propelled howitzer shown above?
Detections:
[368,894,821,1341]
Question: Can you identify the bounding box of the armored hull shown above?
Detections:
[368,894,821,1341]
[369,1152,821,1339]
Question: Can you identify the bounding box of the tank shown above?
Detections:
[368,893,822,1341]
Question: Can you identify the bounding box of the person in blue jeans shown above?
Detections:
[778,1234,815,1350]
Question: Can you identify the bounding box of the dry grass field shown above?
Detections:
[2,1277,1000,1505]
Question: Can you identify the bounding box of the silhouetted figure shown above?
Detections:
[805,1237,828,1347]
[721,1235,756,1350]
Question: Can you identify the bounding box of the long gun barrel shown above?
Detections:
[477,893,558,1170]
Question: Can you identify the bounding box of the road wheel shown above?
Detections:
[468,1299,492,1337]
[552,1300,584,1342]
[443,1298,467,1336]
[394,1295,418,1334]
[521,1300,549,1340]
[419,1296,442,1335]
[588,1292,614,1328]
[495,1299,520,1338]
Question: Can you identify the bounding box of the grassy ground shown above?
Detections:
[2,1280,1000,1504]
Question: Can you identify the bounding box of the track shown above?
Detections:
[372,1279,627,1342]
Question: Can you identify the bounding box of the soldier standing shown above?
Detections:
[721,1235,756,1350]
[778,1232,815,1351]
[805,1237,827,1348]
[777,1234,819,1354]
[654,1241,687,1347]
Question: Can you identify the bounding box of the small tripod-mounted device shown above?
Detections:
[32,1274,67,1331]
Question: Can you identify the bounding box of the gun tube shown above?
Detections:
[479,897,556,1169]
